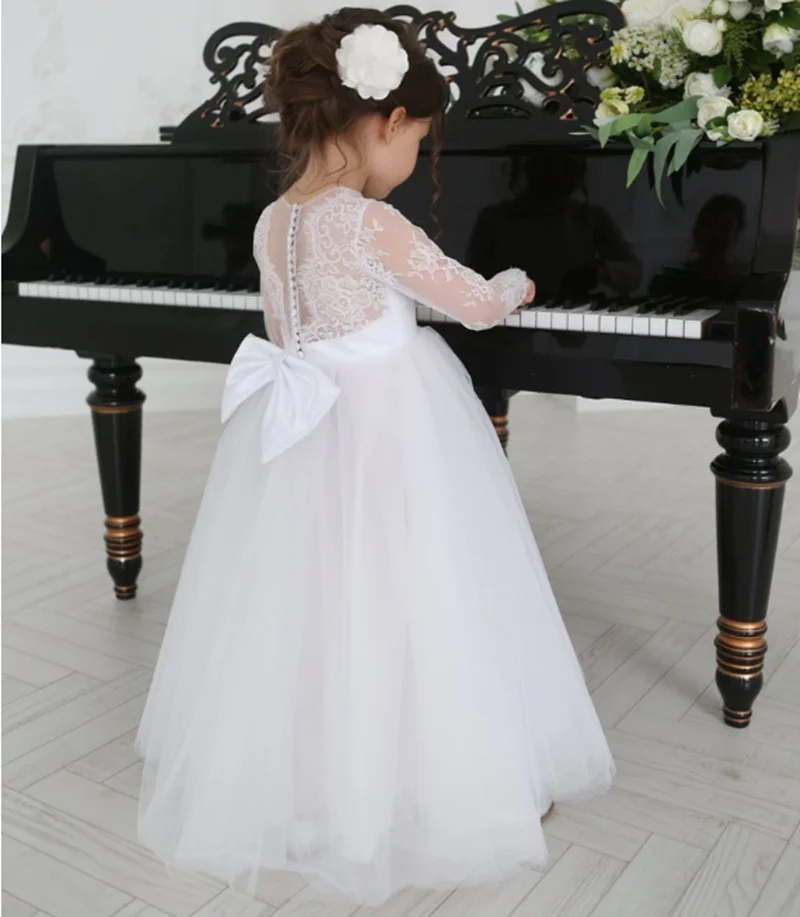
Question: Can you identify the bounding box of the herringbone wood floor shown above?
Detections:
[3,395,800,917]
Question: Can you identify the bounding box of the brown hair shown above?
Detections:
[265,7,447,201]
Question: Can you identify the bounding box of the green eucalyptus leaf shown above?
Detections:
[627,147,650,188]
[515,0,525,13]
[497,13,513,21]
[652,132,683,206]
[653,97,700,125]
[607,112,654,138]
[627,130,656,151]
[669,129,703,175]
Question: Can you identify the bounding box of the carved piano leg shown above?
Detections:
[711,416,792,727]
[86,358,146,600]
[476,387,512,452]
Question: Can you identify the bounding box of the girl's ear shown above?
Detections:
[384,106,407,140]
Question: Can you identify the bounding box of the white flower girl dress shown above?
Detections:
[136,186,614,905]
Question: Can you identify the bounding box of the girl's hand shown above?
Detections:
[511,280,536,314]
[523,279,536,304]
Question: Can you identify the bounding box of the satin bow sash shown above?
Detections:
[221,334,340,463]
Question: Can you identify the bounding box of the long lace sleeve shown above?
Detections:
[359,200,530,331]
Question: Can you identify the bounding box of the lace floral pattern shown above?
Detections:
[253,187,529,347]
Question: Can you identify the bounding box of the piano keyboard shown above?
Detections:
[18,279,264,311]
[18,281,719,339]
[418,296,719,339]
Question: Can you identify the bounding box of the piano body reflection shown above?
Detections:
[3,3,799,728]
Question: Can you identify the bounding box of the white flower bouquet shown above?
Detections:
[498,0,800,199]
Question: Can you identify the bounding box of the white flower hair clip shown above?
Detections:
[335,23,409,101]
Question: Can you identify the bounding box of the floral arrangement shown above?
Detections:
[498,0,800,199]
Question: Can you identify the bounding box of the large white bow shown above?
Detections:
[221,334,340,463]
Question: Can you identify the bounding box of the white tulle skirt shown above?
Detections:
[136,309,614,905]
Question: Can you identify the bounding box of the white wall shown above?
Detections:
[2,0,514,417]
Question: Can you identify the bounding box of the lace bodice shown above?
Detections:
[252,187,529,349]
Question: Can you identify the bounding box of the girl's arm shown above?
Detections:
[360,200,534,330]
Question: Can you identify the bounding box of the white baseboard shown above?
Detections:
[576,397,669,413]
[2,345,226,419]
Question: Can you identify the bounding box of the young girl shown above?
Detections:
[137,8,614,905]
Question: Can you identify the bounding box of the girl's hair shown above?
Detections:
[265,7,447,200]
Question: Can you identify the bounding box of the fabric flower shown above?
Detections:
[625,85,646,103]
[727,109,764,140]
[685,71,730,98]
[335,24,409,100]
[764,0,792,10]
[621,0,673,26]
[763,23,797,57]
[682,20,724,55]
[698,95,734,138]
[728,0,752,17]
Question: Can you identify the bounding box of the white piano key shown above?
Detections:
[599,312,617,334]
[649,315,668,336]
[632,313,652,336]
[520,309,538,329]
[583,311,601,333]
[567,305,593,332]
[504,311,522,328]
[87,285,101,301]
[666,316,685,338]
[535,309,553,330]
[550,309,569,331]
[682,308,718,339]
[208,292,224,309]
[615,307,639,336]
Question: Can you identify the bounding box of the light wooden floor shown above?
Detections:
[3,395,800,917]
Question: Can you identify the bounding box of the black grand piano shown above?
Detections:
[3,2,799,729]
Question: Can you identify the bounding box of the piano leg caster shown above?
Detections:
[476,387,512,453]
[86,357,146,601]
[711,416,792,727]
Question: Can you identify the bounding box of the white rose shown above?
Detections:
[335,24,409,101]
[587,65,617,90]
[764,0,791,10]
[728,0,752,17]
[711,0,729,13]
[727,109,764,140]
[661,0,709,26]
[763,23,797,56]
[698,95,734,139]
[683,20,724,55]
[622,0,673,26]
[684,71,730,98]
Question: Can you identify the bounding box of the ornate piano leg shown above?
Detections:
[711,416,792,727]
[476,387,512,452]
[86,357,146,600]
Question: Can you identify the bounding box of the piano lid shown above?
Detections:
[164,2,624,146]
